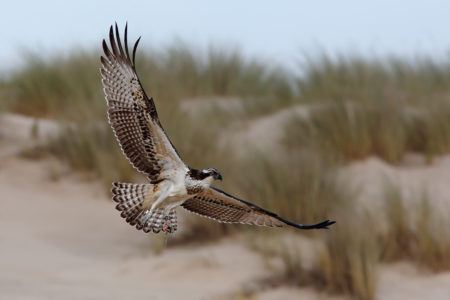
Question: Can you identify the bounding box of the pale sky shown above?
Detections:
[1,0,450,72]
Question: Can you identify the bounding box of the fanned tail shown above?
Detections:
[136,208,177,233]
[112,182,178,233]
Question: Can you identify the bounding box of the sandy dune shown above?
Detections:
[378,263,450,300]
[220,104,312,157]
[2,111,450,299]
[0,156,273,299]
[0,150,347,299]
[341,154,450,213]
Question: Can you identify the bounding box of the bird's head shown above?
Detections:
[202,168,223,181]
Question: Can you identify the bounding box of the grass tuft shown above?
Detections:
[284,100,450,164]
[379,183,450,271]
[313,216,379,300]
[231,152,345,226]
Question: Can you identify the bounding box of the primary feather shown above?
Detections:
[101,23,185,182]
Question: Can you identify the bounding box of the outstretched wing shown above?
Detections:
[101,24,186,181]
[182,187,335,230]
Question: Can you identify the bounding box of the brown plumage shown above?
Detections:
[100,23,335,234]
[182,187,334,229]
[101,24,184,182]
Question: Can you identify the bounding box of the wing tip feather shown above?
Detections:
[288,219,336,230]
[132,36,141,67]
[101,23,139,68]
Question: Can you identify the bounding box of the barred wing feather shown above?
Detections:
[182,187,335,230]
[101,24,186,181]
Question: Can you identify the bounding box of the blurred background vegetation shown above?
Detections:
[2,44,450,300]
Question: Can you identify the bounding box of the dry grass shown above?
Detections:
[239,152,376,298]
[298,54,450,105]
[284,100,450,164]
[312,216,379,300]
[2,44,295,119]
[250,212,379,300]
[379,183,415,261]
[255,181,450,299]
[380,184,450,271]
[413,193,450,271]
[229,152,345,226]
[45,122,136,187]
[3,51,103,118]
[288,54,450,164]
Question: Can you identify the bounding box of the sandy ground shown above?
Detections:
[0,150,349,300]
[378,263,450,300]
[0,156,271,300]
[2,111,450,299]
[4,155,450,299]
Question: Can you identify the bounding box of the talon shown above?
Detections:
[162,223,175,233]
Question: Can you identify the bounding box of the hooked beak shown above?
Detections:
[213,173,223,181]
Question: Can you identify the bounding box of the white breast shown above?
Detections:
[162,168,190,208]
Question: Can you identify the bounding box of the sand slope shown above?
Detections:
[0,156,277,299]
[2,112,450,299]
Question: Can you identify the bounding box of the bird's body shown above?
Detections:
[101,24,335,234]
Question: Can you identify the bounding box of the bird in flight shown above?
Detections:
[100,24,335,234]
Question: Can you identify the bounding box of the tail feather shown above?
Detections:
[138,209,177,233]
[112,182,178,233]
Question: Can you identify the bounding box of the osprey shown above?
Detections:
[100,24,335,234]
